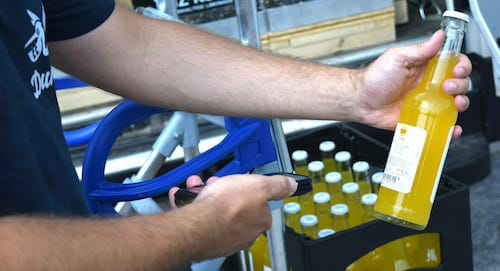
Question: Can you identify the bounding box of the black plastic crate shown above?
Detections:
[284,123,473,271]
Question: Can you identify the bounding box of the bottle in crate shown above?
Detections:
[292,150,314,214]
[375,11,470,230]
[325,171,343,205]
[352,161,372,197]
[342,182,364,227]
[313,192,333,230]
[335,151,353,185]
[283,202,302,233]
[317,228,335,239]
[371,171,383,194]
[319,140,336,173]
[308,160,327,194]
[300,214,319,239]
[330,203,350,232]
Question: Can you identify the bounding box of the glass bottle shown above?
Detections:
[371,171,384,194]
[292,150,314,214]
[319,140,336,172]
[330,203,350,232]
[300,214,319,239]
[325,171,343,205]
[283,202,302,233]
[342,182,364,227]
[308,160,327,194]
[361,193,378,223]
[317,228,335,239]
[352,161,371,197]
[335,151,353,185]
[313,192,333,230]
[375,11,470,230]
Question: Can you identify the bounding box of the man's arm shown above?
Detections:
[0,174,296,271]
[48,5,361,122]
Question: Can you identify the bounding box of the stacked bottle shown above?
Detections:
[319,140,336,173]
[288,143,443,270]
[335,151,353,185]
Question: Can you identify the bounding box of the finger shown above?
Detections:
[452,125,463,141]
[401,30,445,65]
[262,175,298,201]
[168,187,181,209]
[206,176,219,184]
[454,94,470,112]
[443,78,469,95]
[186,175,204,187]
[453,54,473,78]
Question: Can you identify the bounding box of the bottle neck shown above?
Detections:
[439,17,466,57]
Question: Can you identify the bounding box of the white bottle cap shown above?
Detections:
[300,214,318,227]
[317,228,336,238]
[313,192,331,204]
[331,203,349,216]
[334,151,351,163]
[283,202,301,214]
[308,160,324,172]
[443,10,469,23]
[352,161,370,173]
[319,141,336,152]
[325,172,342,183]
[292,150,308,161]
[342,182,359,194]
[371,172,384,184]
[361,193,378,205]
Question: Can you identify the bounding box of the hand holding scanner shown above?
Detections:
[174,173,312,207]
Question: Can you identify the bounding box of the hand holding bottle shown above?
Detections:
[356,29,471,139]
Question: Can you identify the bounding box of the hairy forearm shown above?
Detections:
[0,207,213,271]
[49,6,363,122]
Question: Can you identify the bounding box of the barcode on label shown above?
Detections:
[382,173,399,184]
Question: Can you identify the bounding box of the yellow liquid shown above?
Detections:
[323,156,337,173]
[405,233,441,268]
[249,234,267,271]
[288,164,309,205]
[284,210,302,233]
[315,201,334,230]
[375,55,458,230]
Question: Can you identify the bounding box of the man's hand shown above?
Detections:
[357,30,472,139]
[167,174,297,259]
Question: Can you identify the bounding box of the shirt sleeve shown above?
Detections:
[43,0,115,41]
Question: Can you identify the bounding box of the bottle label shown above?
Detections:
[264,265,272,271]
[430,126,454,203]
[382,123,427,193]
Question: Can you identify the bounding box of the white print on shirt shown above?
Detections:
[23,7,53,99]
[24,9,48,62]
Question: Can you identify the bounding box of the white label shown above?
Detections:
[264,266,272,271]
[382,123,427,193]
[430,126,454,203]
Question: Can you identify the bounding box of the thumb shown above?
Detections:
[263,175,298,201]
[406,30,445,65]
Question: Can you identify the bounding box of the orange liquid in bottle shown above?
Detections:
[375,55,458,230]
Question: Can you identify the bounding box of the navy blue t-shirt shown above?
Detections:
[0,0,114,216]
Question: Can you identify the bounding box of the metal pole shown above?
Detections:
[234,1,290,270]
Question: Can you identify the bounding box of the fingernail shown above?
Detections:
[287,177,298,196]
[456,67,466,77]
[445,81,457,94]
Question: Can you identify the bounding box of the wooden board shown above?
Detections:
[261,8,396,59]
[56,86,122,115]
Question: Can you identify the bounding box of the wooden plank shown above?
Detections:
[261,7,396,59]
[56,86,122,115]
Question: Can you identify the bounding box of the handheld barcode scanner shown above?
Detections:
[174,173,313,207]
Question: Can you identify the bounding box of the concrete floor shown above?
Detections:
[470,142,500,271]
